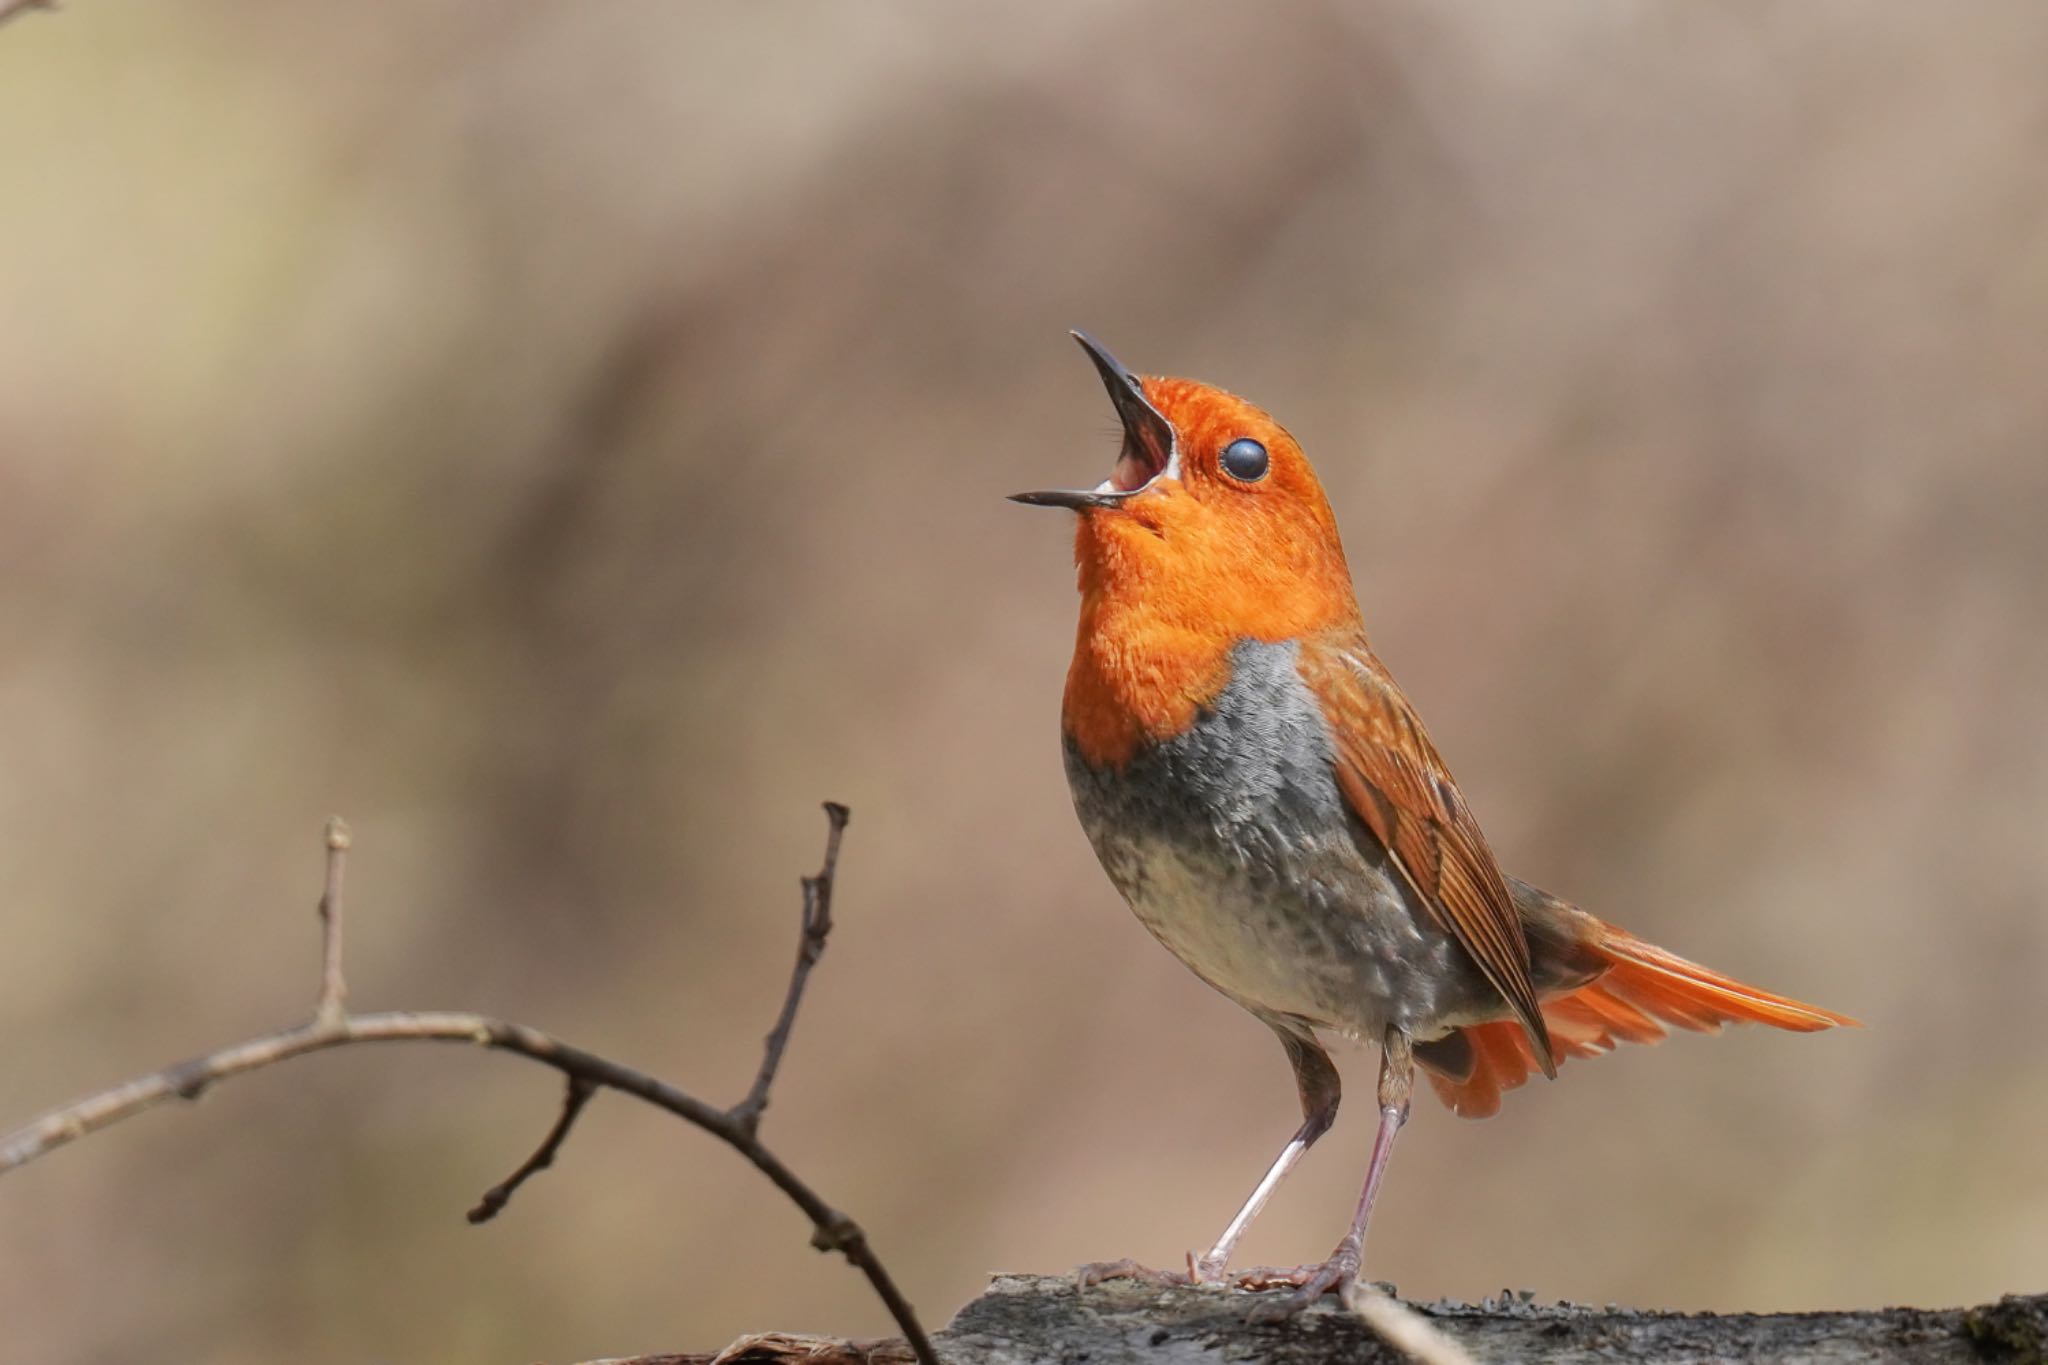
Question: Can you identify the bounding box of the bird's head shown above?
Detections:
[1012,333,1359,639]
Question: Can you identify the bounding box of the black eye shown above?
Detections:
[1220,437,1269,482]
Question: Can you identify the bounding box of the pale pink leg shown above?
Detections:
[1194,1025,1341,1281]
[1250,1028,1413,1316]
[1081,1025,1340,1290]
[1193,1116,1320,1278]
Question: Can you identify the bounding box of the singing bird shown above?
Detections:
[1012,333,1855,1308]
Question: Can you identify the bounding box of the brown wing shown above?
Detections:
[1297,633,1557,1076]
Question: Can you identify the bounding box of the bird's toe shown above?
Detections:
[1242,1241,1361,1320]
[1075,1258,1195,1290]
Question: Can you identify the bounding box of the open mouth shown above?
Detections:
[1009,332,1177,512]
[1080,332,1176,496]
[1110,429,1168,492]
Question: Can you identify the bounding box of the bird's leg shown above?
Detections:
[1247,1028,1412,1316]
[1188,1120,1321,1282]
[1079,1025,1339,1291]
[1192,1027,1339,1281]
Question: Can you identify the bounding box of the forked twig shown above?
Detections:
[0,804,937,1365]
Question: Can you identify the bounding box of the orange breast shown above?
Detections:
[1062,599,1234,768]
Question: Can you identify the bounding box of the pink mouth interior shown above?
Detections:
[1111,441,1164,492]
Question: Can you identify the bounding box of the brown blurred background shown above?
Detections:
[2,2,2045,1361]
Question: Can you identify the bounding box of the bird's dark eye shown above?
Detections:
[1220,437,1269,482]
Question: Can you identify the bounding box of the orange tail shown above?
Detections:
[1422,924,1858,1119]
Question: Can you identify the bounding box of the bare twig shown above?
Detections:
[468,1075,599,1224]
[0,807,938,1365]
[314,817,350,1028]
[731,801,848,1137]
[0,0,56,30]
[1344,1280,1477,1365]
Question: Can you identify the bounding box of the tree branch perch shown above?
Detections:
[589,1274,2048,1365]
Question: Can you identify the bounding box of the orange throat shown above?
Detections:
[1060,507,1359,768]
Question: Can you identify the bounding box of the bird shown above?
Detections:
[1011,332,1857,1310]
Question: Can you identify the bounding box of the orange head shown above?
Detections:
[1013,333,1365,763]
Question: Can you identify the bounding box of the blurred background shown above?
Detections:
[2,2,2045,1361]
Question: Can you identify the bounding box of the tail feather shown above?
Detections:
[1595,932,1856,1032]
[1422,922,1857,1119]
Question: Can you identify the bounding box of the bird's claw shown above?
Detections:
[1074,1257,1195,1290]
[1078,1247,1367,1306]
[1079,1247,1248,1289]
[1243,1239,1362,1320]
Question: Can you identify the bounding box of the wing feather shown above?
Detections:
[1300,634,1557,1075]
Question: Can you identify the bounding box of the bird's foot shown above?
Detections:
[1242,1237,1362,1320]
[1074,1257,1196,1290]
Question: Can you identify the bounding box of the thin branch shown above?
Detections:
[467,1075,599,1224]
[1344,1281,1476,1365]
[314,817,350,1028]
[0,0,56,30]
[731,800,848,1137]
[0,809,939,1365]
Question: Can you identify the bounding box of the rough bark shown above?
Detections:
[589,1273,2048,1365]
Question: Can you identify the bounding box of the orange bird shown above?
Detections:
[1013,333,1855,1308]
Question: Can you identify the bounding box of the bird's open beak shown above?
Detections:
[1009,331,1178,511]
